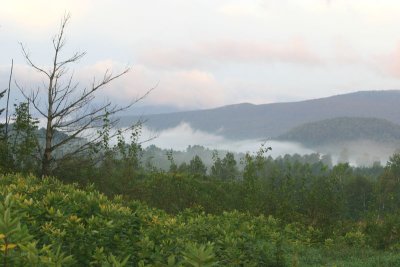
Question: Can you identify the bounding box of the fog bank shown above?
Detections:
[139,122,315,156]
[137,122,399,166]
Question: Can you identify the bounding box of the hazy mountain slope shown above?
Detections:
[277,117,400,147]
[119,90,400,140]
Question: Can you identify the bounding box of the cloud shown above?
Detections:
[140,122,225,151]
[149,69,225,108]
[0,63,61,119]
[137,38,321,70]
[204,39,321,65]
[76,60,227,109]
[137,122,394,166]
[136,47,204,70]
[0,1,89,33]
[331,38,365,65]
[0,63,50,99]
[1,58,228,111]
[219,2,263,18]
[139,122,315,156]
[5,0,400,111]
[377,43,400,78]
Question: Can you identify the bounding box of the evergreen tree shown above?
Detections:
[9,102,39,174]
[189,155,207,177]
[221,152,238,180]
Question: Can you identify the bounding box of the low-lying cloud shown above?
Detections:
[139,122,315,156]
[136,122,398,166]
[316,139,399,166]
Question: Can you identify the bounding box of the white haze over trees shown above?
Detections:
[134,122,395,167]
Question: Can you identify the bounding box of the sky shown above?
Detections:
[1,0,400,111]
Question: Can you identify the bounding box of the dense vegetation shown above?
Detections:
[2,172,400,266]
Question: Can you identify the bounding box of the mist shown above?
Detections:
[315,140,400,167]
[139,122,314,156]
[136,122,398,167]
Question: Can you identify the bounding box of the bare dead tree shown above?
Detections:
[4,59,13,139]
[18,13,149,176]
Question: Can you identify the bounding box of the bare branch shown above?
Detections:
[16,82,47,118]
[53,68,130,118]
[56,51,86,71]
[19,44,50,78]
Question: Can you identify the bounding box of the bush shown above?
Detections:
[0,174,140,266]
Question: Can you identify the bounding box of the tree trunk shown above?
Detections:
[41,119,53,177]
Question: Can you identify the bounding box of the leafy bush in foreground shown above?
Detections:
[0,174,289,266]
[0,174,140,266]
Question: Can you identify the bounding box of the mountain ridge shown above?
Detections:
[119,90,400,140]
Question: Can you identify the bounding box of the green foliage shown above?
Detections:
[0,89,6,117]
[0,101,39,175]
[53,114,146,195]
[345,175,374,219]
[365,212,400,250]
[135,207,289,266]
[167,149,178,173]
[211,152,238,180]
[181,242,217,267]
[0,193,32,266]
[9,102,40,174]
[91,247,131,267]
[377,153,400,214]
[0,174,141,266]
[1,172,400,266]
[0,193,75,266]
[0,174,290,266]
[188,155,207,177]
[0,89,6,147]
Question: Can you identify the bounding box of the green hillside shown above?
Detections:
[278,117,400,147]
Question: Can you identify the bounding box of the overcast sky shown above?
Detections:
[1,0,400,111]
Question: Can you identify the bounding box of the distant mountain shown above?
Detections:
[277,117,400,147]
[118,90,400,140]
